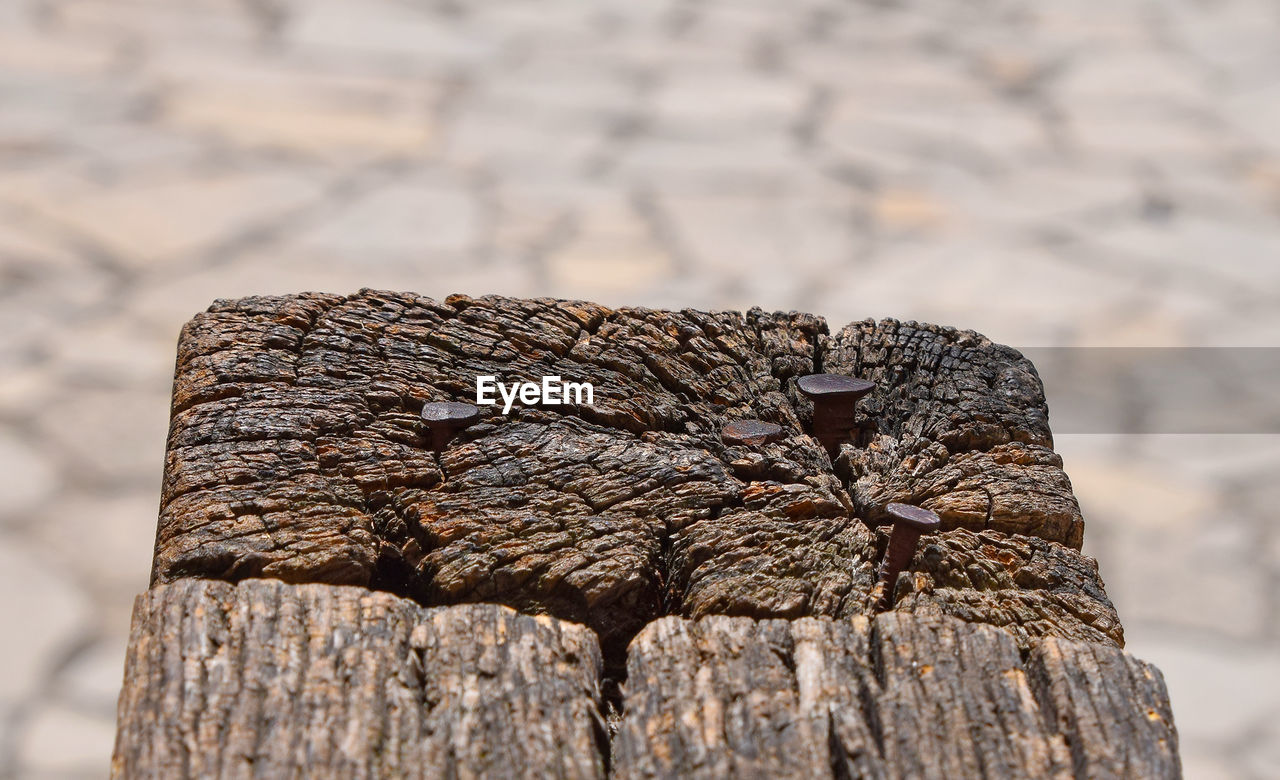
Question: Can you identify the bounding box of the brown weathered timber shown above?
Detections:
[150,292,1108,659]
[826,318,1085,548]
[616,613,1178,780]
[155,292,870,663]
[1028,636,1181,778]
[111,578,605,780]
[115,292,1184,778]
[886,527,1123,649]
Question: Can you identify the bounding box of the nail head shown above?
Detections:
[796,374,875,400]
[885,502,941,532]
[421,401,480,451]
[722,419,784,446]
[421,401,480,426]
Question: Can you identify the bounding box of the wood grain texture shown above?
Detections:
[151,292,1108,659]
[1028,636,1181,779]
[616,613,1179,779]
[825,318,1085,548]
[886,527,1123,650]
[111,578,605,780]
[155,292,875,664]
[124,292,1180,777]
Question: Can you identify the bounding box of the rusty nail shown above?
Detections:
[420,401,480,452]
[796,374,875,457]
[874,502,941,612]
[721,419,784,446]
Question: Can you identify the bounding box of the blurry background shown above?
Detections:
[1,0,1278,777]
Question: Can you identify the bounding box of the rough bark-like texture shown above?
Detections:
[111,578,605,780]
[1028,637,1181,779]
[886,527,1123,650]
[825,318,1085,548]
[117,292,1181,778]
[616,613,1178,780]
[155,292,876,664]
[151,292,1109,661]
[613,615,839,778]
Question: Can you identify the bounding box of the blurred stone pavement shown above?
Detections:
[1,0,1278,777]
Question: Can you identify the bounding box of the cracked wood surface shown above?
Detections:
[112,580,1178,779]
[118,291,1180,777]
[111,579,606,780]
[826,318,1084,547]
[151,291,1109,663]
[617,612,1178,779]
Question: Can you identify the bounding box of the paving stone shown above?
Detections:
[870,187,952,235]
[293,176,479,256]
[0,218,83,271]
[1065,455,1268,640]
[43,317,175,390]
[469,2,626,40]
[1179,746,1243,780]
[543,200,674,300]
[163,87,435,159]
[53,636,128,716]
[0,76,146,156]
[0,366,62,422]
[142,44,444,98]
[0,537,91,706]
[129,252,543,336]
[0,0,32,25]
[1223,83,1280,155]
[0,432,58,524]
[1242,713,1280,779]
[793,46,987,98]
[825,97,1052,171]
[0,28,117,77]
[33,387,170,488]
[285,1,500,68]
[548,20,741,73]
[651,70,801,138]
[1055,50,1210,106]
[1090,214,1280,289]
[51,0,258,46]
[1163,0,1280,85]
[1126,288,1280,348]
[611,134,805,187]
[1126,629,1280,747]
[0,255,118,379]
[469,55,633,119]
[0,167,326,267]
[62,122,211,173]
[145,47,447,160]
[917,163,1137,233]
[654,190,852,286]
[1064,102,1227,166]
[445,103,604,177]
[15,702,115,778]
[811,240,1149,348]
[1111,436,1280,488]
[29,491,156,611]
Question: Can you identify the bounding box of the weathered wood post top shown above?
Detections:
[113,291,1181,778]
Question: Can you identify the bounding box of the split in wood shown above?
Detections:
[874,502,941,612]
[796,373,875,457]
[421,401,480,452]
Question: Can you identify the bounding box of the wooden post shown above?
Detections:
[114,292,1180,778]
